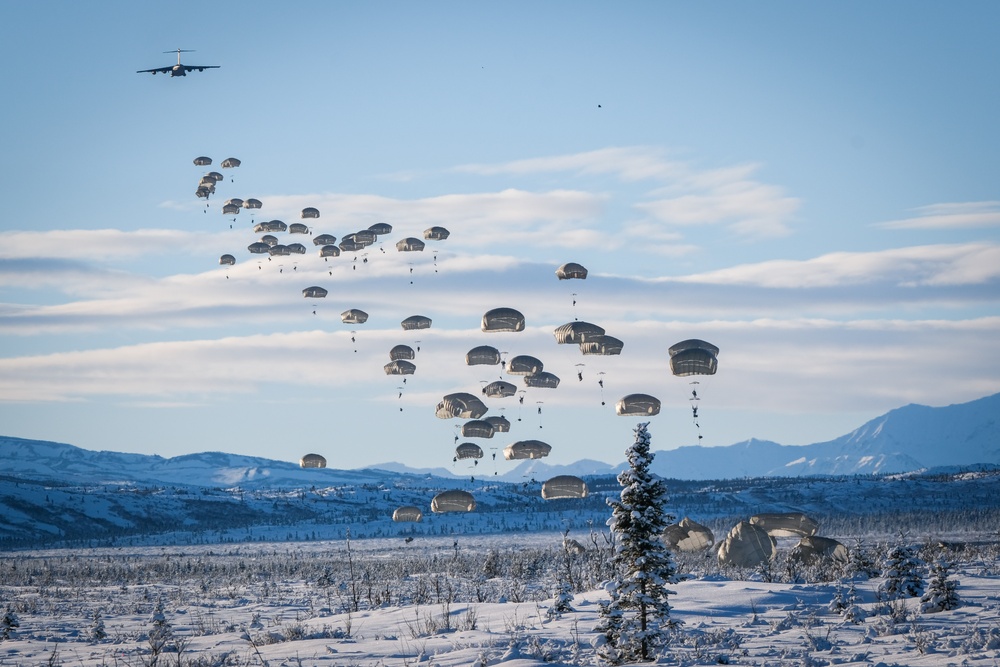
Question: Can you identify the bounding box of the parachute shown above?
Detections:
[268,244,291,257]
[553,321,605,344]
[205,171,224,183]
[286,243,307,254]
[220,157,241,168]
[392,506,423,522]
[302,286,328,298]
[423,226,450,240]
[663,517,715,552]
[431,490,476,513]
[301,207,320,219]
[319,245,341,258]
[483,380,517,398]
[749,512,819,538]
[461,420,495,438]
[555,262,588,280]
[389,344,416,360]
[466,345,501,366]
[260,235,279,247]
[615,394,661,416]
[789,536,849,565]
[482,307,525,333]
[341,309,369,324]
[222,203,241,216]
[300,453,327,469]
[219,254,236,266]
[255,220,287,233]
[717,521,776,568]
[503,439,552,460]
[579,335,624,356]
[313,234,337,246]
[541,475,588,500]
[224,197,244,208]
[401,315,431,330]
[435,392,488,419]
[396,237,426,252]
[247,242,270,254]
[485,415,511,433]
[289,223,310,234]
[193,156,212,166]
[507,355,543,375]
[368,222,393,236]
[455,442,484,460]
[384,360,416,375]
[668,339,720,376]
[524,372,560,389]
[243,198,262,210]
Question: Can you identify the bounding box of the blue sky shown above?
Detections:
[1,2,998,471]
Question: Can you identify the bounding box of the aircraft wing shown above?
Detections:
[136,66,173,74]
[180,65,220,72]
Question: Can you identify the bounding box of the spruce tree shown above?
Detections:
[921,553,960,613]
[597,422,677,663]
[880,540,925,599]
[0,606,19,641]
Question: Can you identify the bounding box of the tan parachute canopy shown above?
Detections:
[504,439,552,460]
[541,475,588,500]
[555,262,588,280]
[553,321,605,344]
[663,517,715,552]
[368,222,393,236]
[341,309,369,324]
[789,536,848,565]
[289,223,310,234]
[482,307,525,332]
[669,339,720,376]
[507,355,543,375]
[300,453,327,469]
[461,419,495,438]
[384,360,416,375]
[243,198,262,209]
[401,315,432,330]
[455,442,484,460]
[423,226,450,240]
[219,254,236,266]
[717,521,776,568]
[435,392,488,419]
[224,197,244,208]
[431,490,476,513]
[247,242,270,254]
[222,203,241,215]
[615,394,661,416]
[466,345,501,366]
[301,207,320,219]
[302,286,328,298]
[580,335,624,356]
[221,157,241,168]
[268,244,290,257]
[260,235,279,246]
[392,506,423,522]
[749,512,819,538]
[483,380,517,398]
[320,245,341,258]
[193,156,212,166]
[396,237,426,252]
[524,372,560,389]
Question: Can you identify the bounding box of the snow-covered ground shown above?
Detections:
[2,532,998,666]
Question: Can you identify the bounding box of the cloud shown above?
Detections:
[0,229,239,261]
[674,243,1000,288]
[876,201,1000,230]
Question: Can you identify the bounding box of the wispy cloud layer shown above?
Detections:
[877,201,1000,230]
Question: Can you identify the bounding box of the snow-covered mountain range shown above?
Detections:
[2,393,998,489]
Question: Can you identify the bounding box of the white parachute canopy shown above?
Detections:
[541,475,589,500]
[662,517,715,552]
[749,512,819,538]
[392,506,423,522]
[431,490,476,513]
[789,536,849,565]
[717,521,776,568]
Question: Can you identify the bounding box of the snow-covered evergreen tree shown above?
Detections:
[880,541,925,599]
[0,606,19,641]
[597,422,678,663]
[147,597,173,663]
[90,607,107,641]
[921,554,961,613]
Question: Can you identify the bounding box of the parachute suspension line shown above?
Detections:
[689,381,703,442]
[575,363,585,382]
[516,390,526,422]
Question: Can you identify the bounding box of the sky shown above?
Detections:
[1,1,999,472]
